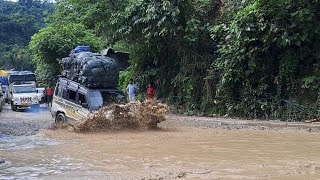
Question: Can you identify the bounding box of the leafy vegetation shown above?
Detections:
[111,0,221,113]
[210,0,320,120]
[4,0,317,120]
[29,23,103,84]
[0,0,53,71]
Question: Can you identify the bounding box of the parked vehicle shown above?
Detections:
[9,82,40,111]
[0,84,5,112]
[0,75,9,103]
[8,71,39,111]
[51,78,126,124]
[36,86,46,104]
[1,84,8,103]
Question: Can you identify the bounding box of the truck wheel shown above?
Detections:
[55,112,66,124]
[11,102,17,111]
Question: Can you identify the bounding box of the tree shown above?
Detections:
[50,0,129,41]
[0,0,53,71]
[46,0,222,113]
[29,23,103,83]
[210,0,320,120]
[110,0,221,112]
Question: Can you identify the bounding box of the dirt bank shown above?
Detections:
[162,115,320,133]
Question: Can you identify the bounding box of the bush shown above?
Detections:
[210,0,320,120]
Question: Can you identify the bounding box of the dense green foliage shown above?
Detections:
[45,0,221,112]
[28,0,320,120]
[115,0,221,111]
[0,0,52,71]
[210,0,320,120]
[29,23,103,84]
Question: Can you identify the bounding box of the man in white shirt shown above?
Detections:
[126,79,139,102]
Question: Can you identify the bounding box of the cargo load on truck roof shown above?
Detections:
[61,46,129,89]
[70,46,91,54]
[100,48,129,71]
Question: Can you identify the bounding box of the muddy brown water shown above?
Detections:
[2,125,320,179]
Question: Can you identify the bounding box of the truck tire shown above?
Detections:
[55,112,66,124]
[11,102,17,111]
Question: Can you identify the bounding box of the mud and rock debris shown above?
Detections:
[74,102,169,132]
[305,119,320,123]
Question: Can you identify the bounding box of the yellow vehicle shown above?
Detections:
[51,78,126,124]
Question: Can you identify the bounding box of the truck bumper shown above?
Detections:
[13,102,39,108]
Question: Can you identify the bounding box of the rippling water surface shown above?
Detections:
[1,128,320,179]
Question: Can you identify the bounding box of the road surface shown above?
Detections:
[1,104,320,179]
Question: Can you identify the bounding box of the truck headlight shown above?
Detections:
[33,97,38,101]
[13,98,19,101]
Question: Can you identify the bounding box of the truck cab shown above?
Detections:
[9,82,40,111]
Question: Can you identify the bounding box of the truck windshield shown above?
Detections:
[100,90,126,105]
[13,86,37,93]
[89,90,126,111]
[88,91,103,111]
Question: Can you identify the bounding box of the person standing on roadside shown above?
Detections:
[126,79,139,102]
[146,83,156,102]
[46,85,54,107]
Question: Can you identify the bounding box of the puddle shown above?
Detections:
[1,127,320,179]
[0,135,60,150]
[0,134,71,179]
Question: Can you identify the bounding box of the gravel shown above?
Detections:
[0,104,53,136]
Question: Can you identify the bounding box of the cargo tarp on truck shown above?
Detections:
[100,48,129,71]
[61,46,130,89]
[62,52,119,88]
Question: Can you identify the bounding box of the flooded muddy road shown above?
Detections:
[2,105,320,179]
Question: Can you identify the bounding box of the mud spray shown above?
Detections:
[70,102,169,132]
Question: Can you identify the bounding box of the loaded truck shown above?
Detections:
[8,71,40,111]
[51,46,129,124]
[0,84,5,112]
